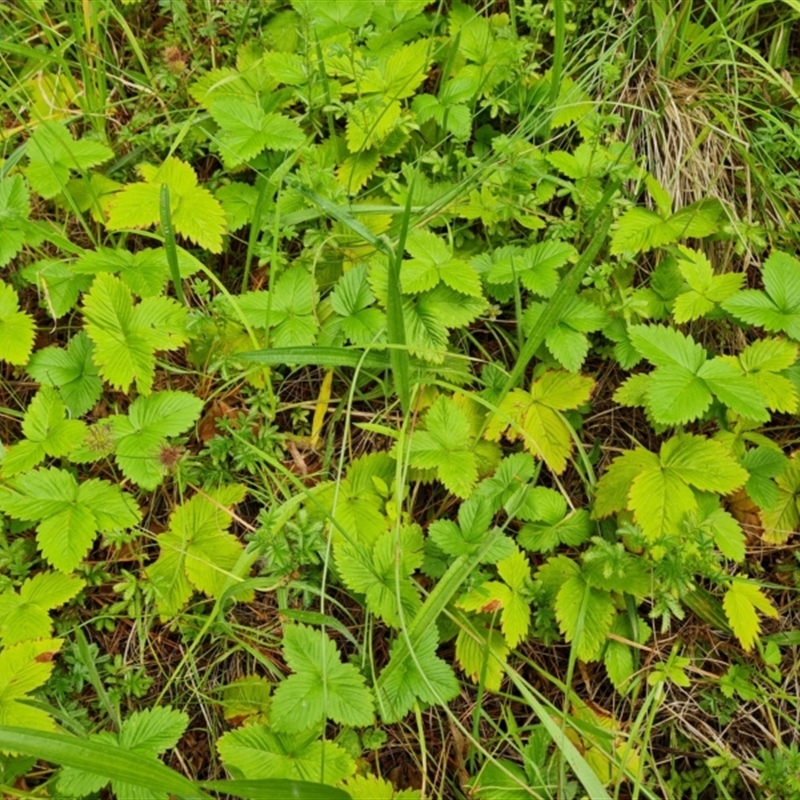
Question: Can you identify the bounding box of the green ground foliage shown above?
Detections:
[2,0,800,798]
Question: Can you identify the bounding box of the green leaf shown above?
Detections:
[742,447,788,510]
[485,241,576,296]
[408,395,478,498]
[82,273,189,394]
[672,247,744,322]
[329,265,386,347]
[723,580,778,651]
[455,622,509,692]
[592,447,659,519]
[107,157,227,253]
[335,526,423,627]
[27,331,103,417]
[270,624,374,733]
[486,371,594,473]
[20,258,92,320]
[146,485,247,617]
[554,575,615,661]
[204,779,352,800]
[611,201,720,256]
[0,573,83,646]
[57,706,188,800]
[401,229,482,297]
[628,324,706,370]
[208,98,305,166]
[736,337,799,413]
[1,387,87,476]
[376,626,459,723]
[603,614,650,694]
[340,774,420,800]
[108,391,203,489]
[26,123,112,199]
[723,251,800,340]
[0,176,32,267]
[217,725,355,784]
[0,724,203,798]
[0,281,35,366]
[0,468,140,572]
[457,547,531,648]
[0,640,63,731]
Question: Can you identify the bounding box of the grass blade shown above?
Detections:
[203,779,351,800]
[238,346,390,370]
[159,183,186,305]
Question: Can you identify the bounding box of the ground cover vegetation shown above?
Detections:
[1,0,800,797]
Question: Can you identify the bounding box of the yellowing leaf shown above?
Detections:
[455,622,509,692]
[723,580,778,651]
[486,371,594,474]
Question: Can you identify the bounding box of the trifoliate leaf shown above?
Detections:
[485,240,576,296]
[329,264,386,346]
[72,246,200,298]
[455,622,509,692]
[741,446,788,511]
[555,574,615,661]
[723,338,799,414]
[523,295,605,372]
[0,467,140,572]
[335,526,423,627]
[208,97,305,166]
[760,454,800,544]
[82,274,189,394]
[20,258,92,320]
[519,509,592,554]
[0,572,84,645]
[485,371,594,473]
[672,247,744,322]
[723,251,800,340]
[1,387,87,476]
[270,624,374,733]
[610,201,720,256]
[723,580,778,651]
[108,391,203,489]
[57,706,188,800]
[0,175,32,267]
[401,229,482,297]
[0,638,63,732]
[0,281,35,366]
[27,331,103,417]
[457,547,531,648]
[26,122,112,199]
[217,724,355,784]
[146,485,247,618]
[360,39,431,99]
[107,157,227,253]
[376,627,459,723]
[408,395,478,498]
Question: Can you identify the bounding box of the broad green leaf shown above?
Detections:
[208,98,305,166]
[723,580,778,651]
[329,264,386,346]
[82,274,189,394]
[27,331,103,416]
[628,466,697,542]
[57,706,188,800]
[335,526,423,627]
[455,622,509,692]
[270,625,374,732]
[1,387,86,476]
[628,324,706,371]
[0,639,63,731]
[109,391,203,489]
[375,626,459,723]
[146,485,247,617]
[0,573,83,645]
[723,251,800,340]
[486,371,594,473]
[217,725,355,784]
[26,122,112,199]
[485,240,575,295]
[672,247,743,322]
[408,395,478,498]
[0,175,32,267]
[660,435,748,494]
[21,258,92,319]
[107,157,227,253]
[401,229,482,297]
[555,575,615,661]
[0,468,140,572]
[593,448,659,519]
[340,774,420,800]
[760,455,800,544]
[0,281,35,366]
